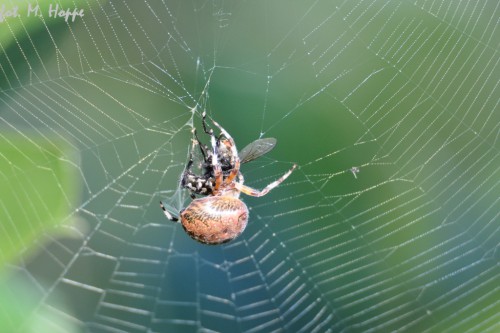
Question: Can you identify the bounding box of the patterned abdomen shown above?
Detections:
[180,196,249,245]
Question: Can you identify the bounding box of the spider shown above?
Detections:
[160,112,296,245]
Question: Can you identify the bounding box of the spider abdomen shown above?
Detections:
[180,196,249,245]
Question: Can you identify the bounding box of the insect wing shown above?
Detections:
[238,138,277,164]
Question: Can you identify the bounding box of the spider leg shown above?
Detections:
[209,123,223,194]
[202,111,211,135]
[234,164,296,197]
[160,201,179,222]
[184,132,199,180]
[211,119,240,184]
[193,128,209,161]
[184,129,200,172]
[180,130,206,197]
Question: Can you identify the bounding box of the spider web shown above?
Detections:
[1,0,498,332]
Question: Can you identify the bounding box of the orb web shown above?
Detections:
[0,1,498,332]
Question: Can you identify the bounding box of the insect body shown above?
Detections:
[160,112,296,245]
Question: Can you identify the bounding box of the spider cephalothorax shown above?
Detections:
[161,112,296,245]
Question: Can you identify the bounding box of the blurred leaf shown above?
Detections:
[0,273,79,333]
[0,132,79,268]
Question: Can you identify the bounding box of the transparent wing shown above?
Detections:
[238,138,277,164]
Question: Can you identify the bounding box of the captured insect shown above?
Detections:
[160,112,296,245]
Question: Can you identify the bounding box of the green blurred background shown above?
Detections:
[0,0,498,332]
